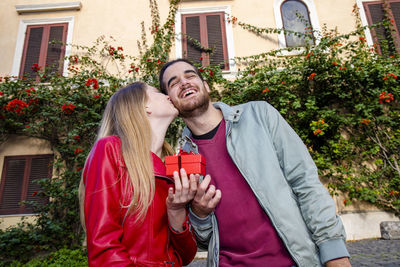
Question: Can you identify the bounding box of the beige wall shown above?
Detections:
[1,0,364,76]
[1,0,397,238]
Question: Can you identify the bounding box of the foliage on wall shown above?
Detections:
[0,0,398,264]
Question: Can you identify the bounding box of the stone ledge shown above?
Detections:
[381,221,400,240]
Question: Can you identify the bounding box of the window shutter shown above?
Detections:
[21,27,44,78]
[368,4,388,43]
[390,2,400,40]
[185,16,202,65]
[0,159,26,214]
[46,26,66,75]
[206,15,227,69]
[25,157,52,212]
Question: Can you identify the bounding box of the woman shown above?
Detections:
[79,82,198,266]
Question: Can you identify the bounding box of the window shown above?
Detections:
[19,23,68,80]
[182,12,229,70]
[281,0,314,47]
[363,0,400,54]
[0,155,53,215]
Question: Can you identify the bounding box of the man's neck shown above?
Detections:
[183,103,223,136]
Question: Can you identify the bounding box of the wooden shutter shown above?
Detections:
[45,25,67,76]
[390,2,400,43]
[20,26,44,79]
[207,14,228,70]
[19,23,68,80]
[184,16,202,65]
[25,157,52,212]
[364,1,399,54]
[0,155,52,215]
[0,159,27,214]
[182,12,229,70]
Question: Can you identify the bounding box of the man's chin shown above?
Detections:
[177,102,209,118]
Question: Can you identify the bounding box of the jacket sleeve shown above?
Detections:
[188,207,214,250]
[83,138,134,267]
[169,217,198,265]
[262,102,350,263]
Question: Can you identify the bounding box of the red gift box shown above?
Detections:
[165,149,206,177]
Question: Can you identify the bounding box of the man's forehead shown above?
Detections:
[166,61,195,75]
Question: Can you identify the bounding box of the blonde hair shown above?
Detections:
[79,82,173,229]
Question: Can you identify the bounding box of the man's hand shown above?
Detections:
[325,257,351,267]
[166,169,198,232]
[191,174,221,218]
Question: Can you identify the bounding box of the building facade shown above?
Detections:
[0,0,399,239]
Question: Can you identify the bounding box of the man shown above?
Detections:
[159,59,351,267]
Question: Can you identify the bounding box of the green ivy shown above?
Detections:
[0,0,399,264]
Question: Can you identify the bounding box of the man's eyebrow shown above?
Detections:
[166,69,197,88]
[167,75,177,88]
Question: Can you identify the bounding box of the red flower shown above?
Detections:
[93,94,101,99]
[85,78,99,89]
[0,91,3,96]
[262,88,270,94]
[313,129,322,135]
[28,98,39,105]
[5,99,29,115]
[308,73,316,81]
[332,62,337,66]
[31,63,41,72]
[117,46,123,51]
[306,52,314,59]
[146,58,152,62]
[383,73,398,80]
[360,118,371,125]
[379,91,394,103]
[76,167,83,172]
[73,136,80,141]
[32,192,38,197]
[62,103,76,114]
[25,125,30,128]
[74,148,83,155]
[135,67,139,72]
[281,81,286,85]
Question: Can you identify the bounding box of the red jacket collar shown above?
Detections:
[151,152,166,177]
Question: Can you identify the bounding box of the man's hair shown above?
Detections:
[159,58,204,94]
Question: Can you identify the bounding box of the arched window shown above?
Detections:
[281,0,314,47]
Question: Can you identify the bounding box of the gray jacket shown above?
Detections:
[183,101,349,267]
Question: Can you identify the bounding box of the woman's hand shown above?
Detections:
[166,168,198,232]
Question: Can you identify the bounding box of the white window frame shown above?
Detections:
[11,17,74,77]
[175,6,236,77]
[274,0,321,55]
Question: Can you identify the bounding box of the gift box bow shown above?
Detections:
[165,149,206,177]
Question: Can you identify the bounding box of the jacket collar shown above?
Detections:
[151,152,166,177]
[182,102,242,138]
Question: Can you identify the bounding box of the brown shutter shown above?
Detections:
[364,2,397,54]
[25,157,52,212]
[184,16,202,65]
[46,25,67,75]
[20,27,44,78]
[390,2,400,42]
[206,14,227,70]
[0,159,26,215]
[0,155,53,215]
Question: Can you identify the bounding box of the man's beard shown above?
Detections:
[176,92,210,118]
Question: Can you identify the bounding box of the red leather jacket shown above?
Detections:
[83,136,197,266]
